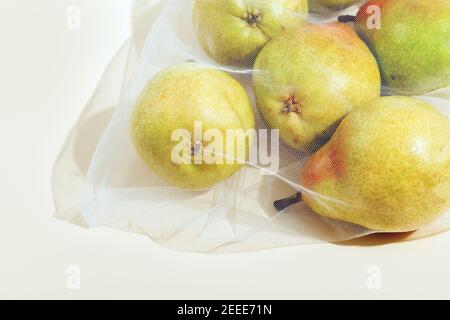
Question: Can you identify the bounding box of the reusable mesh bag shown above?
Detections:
[53,0,450,253]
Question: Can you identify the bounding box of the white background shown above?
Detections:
[1,0,450,299]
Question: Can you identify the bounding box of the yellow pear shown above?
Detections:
[343,0,450,95]
[131,63,255,190]
[193,0,308,67]
[253,23,381,152]
[299,96,450,232]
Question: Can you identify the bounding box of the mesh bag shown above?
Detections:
[53,0,450,253]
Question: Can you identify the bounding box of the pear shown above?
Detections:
[130,63,255,190]
[253,23,381,152]
[299,96,450,232]
[193,0,308,67]
[309,0,361,13]
[347,0,450,95]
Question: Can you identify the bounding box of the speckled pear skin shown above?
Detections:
[300,96,450,232]
[253,23,381,151]
[193,0,308,67]
[130,63,255,190]
[354,0,450,96]
[309,0,361,12]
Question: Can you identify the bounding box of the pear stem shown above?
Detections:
[338,15,356,23]
[274,192,302,212]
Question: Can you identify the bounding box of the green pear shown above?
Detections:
[131,63,255,190]
[300,96,450,232]
[253,23,381,151]
[350,0,450,95]
[309,0,361,13]
[193,0,308,67]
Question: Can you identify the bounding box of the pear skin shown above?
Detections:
[309,0,361,12]
[193,0,308,67]
[253,23,381,151]
[131,63,255,190]
[353,0,450,95]
[300,96,450,232]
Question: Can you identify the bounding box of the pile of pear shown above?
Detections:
[130,0,450,232]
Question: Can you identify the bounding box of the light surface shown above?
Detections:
[1,0,450,299]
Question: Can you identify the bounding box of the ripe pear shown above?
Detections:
[131,63,255,190]
[300,96,450,232]
[309,0,361,13]
[253,23,381,151]
[193,0,308,67]
[349,0,450,95]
